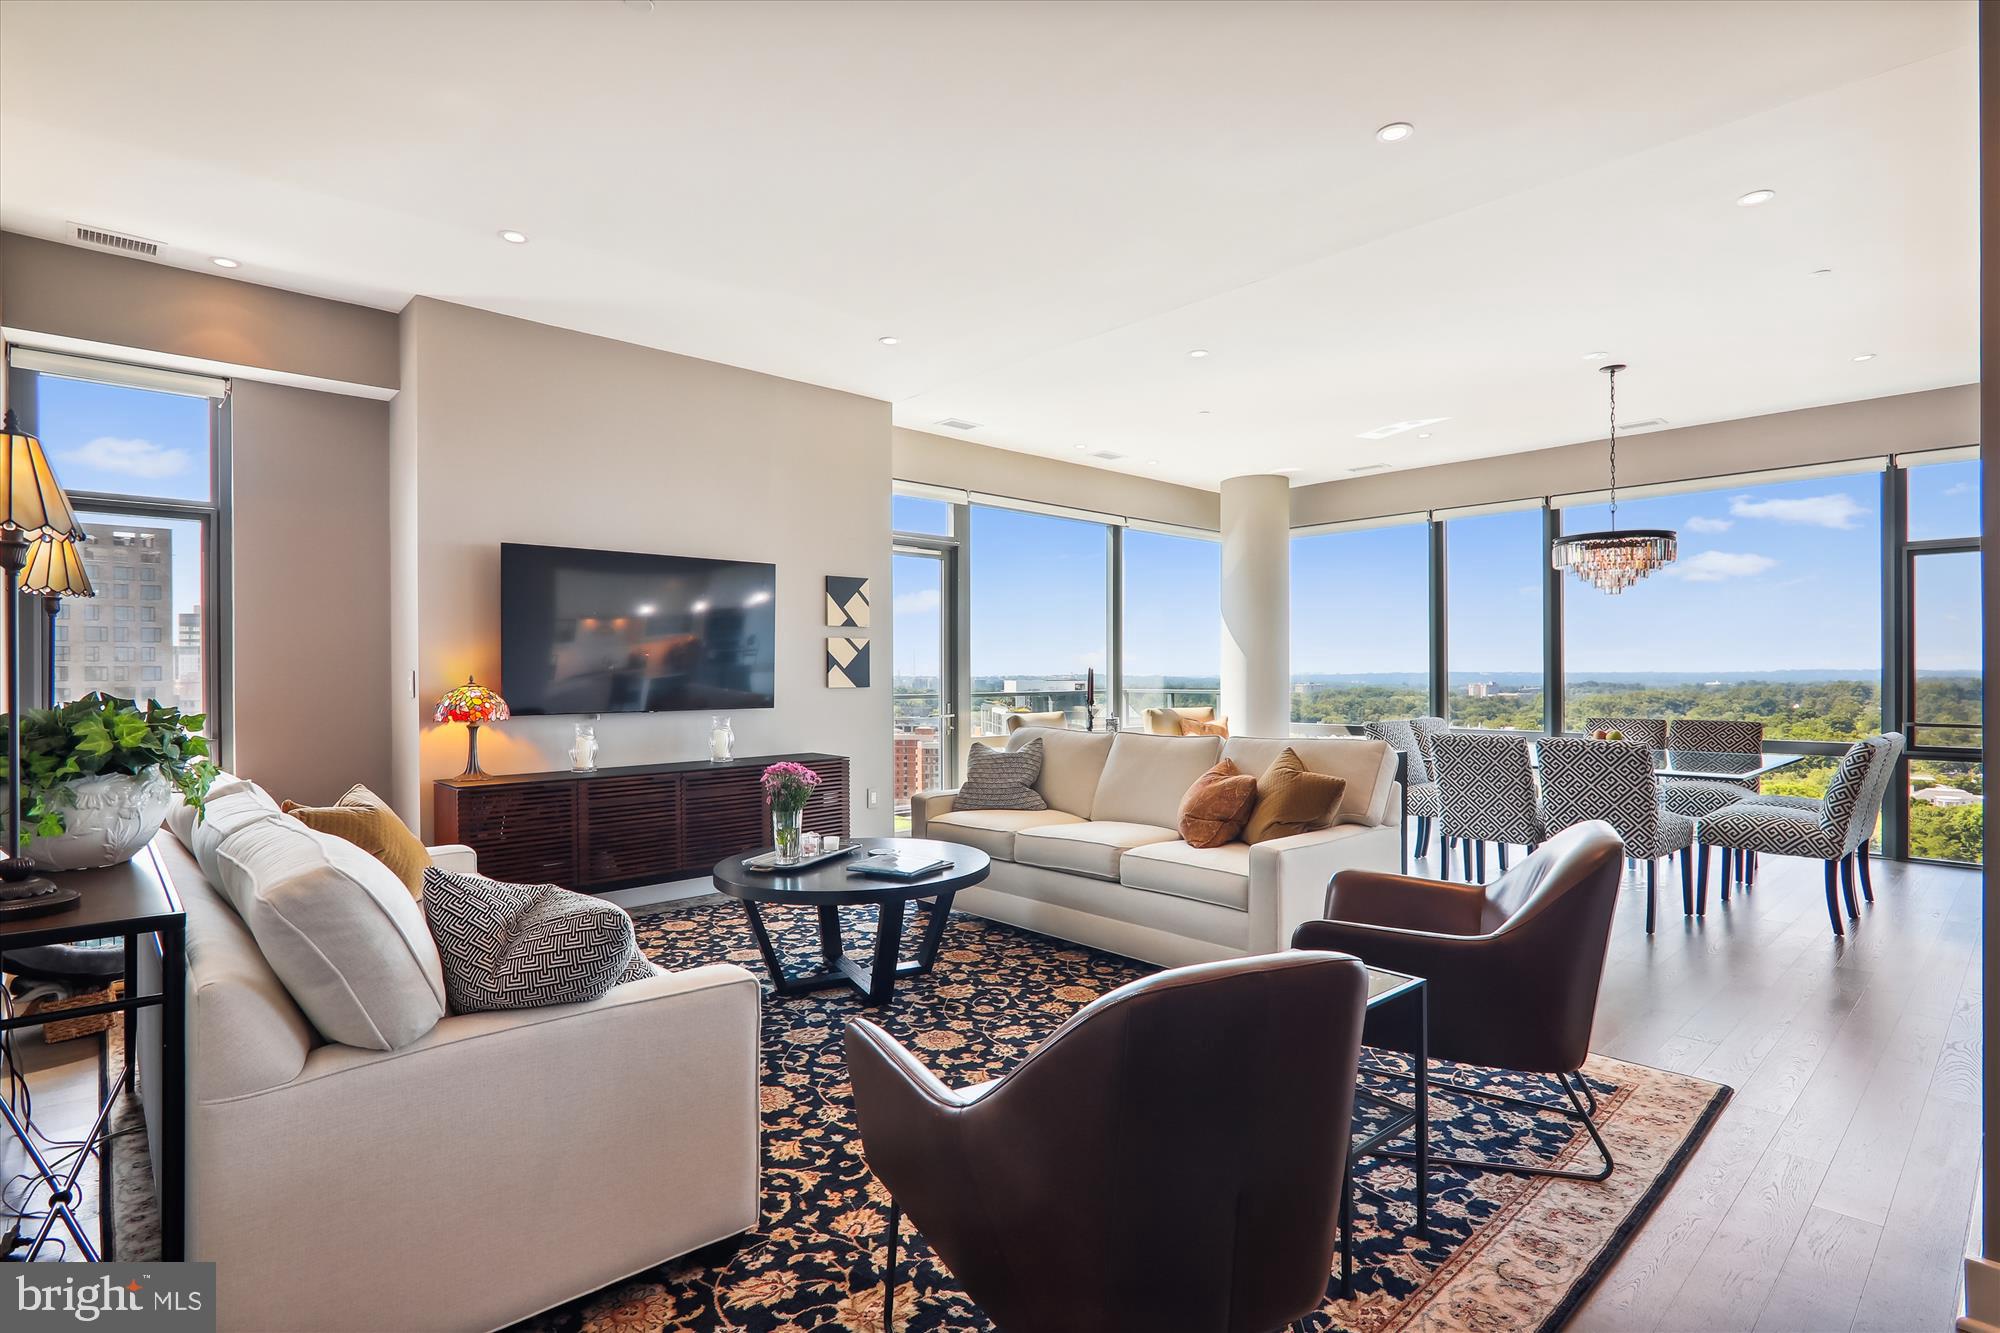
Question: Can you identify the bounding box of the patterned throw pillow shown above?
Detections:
[956,737,1048,811]
[423,868,654,1013]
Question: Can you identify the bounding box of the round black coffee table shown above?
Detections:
[712,837,990,1006]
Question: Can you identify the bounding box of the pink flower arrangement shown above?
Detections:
[762,761,822,815]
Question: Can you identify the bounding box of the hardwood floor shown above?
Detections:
[1404,842,1981,1333]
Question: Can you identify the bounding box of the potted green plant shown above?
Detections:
[1,693,220,871]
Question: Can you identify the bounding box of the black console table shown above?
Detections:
[0,845,185,1261]
[435,752,850,891]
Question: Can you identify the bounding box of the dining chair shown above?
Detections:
[844,951,1371,1333]
[1364,719,1441,859]
[1539,737,1693,933]
[1737,732,1904,905]
[1695,736,1884,937]
[1433,730,1545,882]
[1582,717,1668,749]
[1662,718,1764,888]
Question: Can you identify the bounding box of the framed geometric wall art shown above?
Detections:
[826,636,871,689]
[826,575,871,628]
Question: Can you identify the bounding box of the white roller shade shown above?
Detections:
[1896,444,1979,468]
[8,346,228,399]
[1433,497,1546,522]
[968,492,1124,527]
[892,479,970,505]
[1292,509,1429,538]
[1126,517,1220,541]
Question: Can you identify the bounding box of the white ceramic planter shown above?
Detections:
[23,769,177,871]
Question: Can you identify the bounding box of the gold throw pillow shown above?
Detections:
[1181,717,1231,737]
[1241,749,1348,845]
[283,784,431,897]
[1177,759,1259,848]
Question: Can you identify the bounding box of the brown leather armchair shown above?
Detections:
[845,950,1370,1333]
[1291,820,1624,1182]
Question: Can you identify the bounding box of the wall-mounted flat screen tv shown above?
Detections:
[501,542,776,715]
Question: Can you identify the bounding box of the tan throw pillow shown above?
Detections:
[1143,707,1186,736]
[283,784,431,897]
[1182,717,1231,738]
[1177,759,1259,848]
[1242,749,1348,845]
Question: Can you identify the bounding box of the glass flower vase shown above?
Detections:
[773,807,804,863]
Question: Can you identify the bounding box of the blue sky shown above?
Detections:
[899,460,1981,682]
[27,375,211,627]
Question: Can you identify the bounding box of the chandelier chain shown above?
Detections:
[1607,364,1618,531]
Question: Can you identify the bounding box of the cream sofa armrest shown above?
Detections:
[426,843,479,874]
[1245,824,1403,955]
[193,964,761,1332]
[909,788,958,836]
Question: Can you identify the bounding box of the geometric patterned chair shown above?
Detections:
[1538,737,1694,934]
[1433,731,1546,884]
[1738,732,1904,907]
[1363,719,1441,860]
[1661,718,1764,817]
[1581,717,1668,749]
[1695,737,1881,938]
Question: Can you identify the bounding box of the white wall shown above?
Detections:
[893,426,1220,528]
[391,298,894,841]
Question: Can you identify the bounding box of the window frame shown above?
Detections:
[5,357,234,767]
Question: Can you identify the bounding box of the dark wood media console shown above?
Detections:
[434,753,850,892]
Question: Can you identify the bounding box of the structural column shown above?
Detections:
[1220,474,1292,738]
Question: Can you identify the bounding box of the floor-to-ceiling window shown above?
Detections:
[1559,468,1884,758]
[8,354,228,751]
[1443,506,1545,729]
[1901,454,1981,863]
[1291,518,1430,729]
[1121,526,1219,727]
[968,503,1110,738]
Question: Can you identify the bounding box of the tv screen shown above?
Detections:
[501,543,776,715]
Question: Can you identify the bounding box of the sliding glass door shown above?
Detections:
[892,543,955,828]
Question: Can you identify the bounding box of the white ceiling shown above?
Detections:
[0,0,1978,489]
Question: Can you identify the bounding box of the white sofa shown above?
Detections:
[136,822,761,1333]
[911,727,1402,966]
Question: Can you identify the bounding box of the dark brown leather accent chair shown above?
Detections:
[1292,820,1624,1182]
[844,950,1370,1333]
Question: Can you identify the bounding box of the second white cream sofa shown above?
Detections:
[911,727,1401,966]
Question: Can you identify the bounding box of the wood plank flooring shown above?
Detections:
[1401,843,1984,1333]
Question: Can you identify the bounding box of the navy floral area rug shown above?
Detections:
[516,897,1728,1333]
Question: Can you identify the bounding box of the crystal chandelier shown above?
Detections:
[1550,363,1676,594]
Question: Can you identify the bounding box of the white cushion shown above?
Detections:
[1089,733,1224,827]
[1120,840,1252,911]
[1004,726,1115,818]
[1014,821,1180,881]
[178,780,447,1051]
[1221,736,1397,827]
[928,808,1085,862]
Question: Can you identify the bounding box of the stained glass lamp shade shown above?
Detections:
[0,411,86,911]
[20,532,94,598]
[1550,364,1677,594]
[436,676,509,780]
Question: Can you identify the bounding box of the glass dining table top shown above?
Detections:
[1523,740,1807,781]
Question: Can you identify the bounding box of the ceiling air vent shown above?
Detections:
[70,223,161,257]
[933,417,982,432]
[1088,450,1126,461]
[1347,463,1392,474]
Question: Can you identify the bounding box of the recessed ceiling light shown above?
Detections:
[1416,432,1433,439]
[1073,444,1087,451]
[1375,122,1415,143]
[1582,351,1611,361]
[1197,410,1212,416]
[1147,459,1160,466]
[209,256,239,269]
[1735,189,1776,208]
[498,229,529,244]
[877,336,899,345]
[1187,348,1210,358]
[1274,467,1304,475]
[1852,352,1877,362]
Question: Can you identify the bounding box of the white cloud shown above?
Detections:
[58,436,192,480]
[892,588,940,615]
[1728,492,1862,529]
[1684,515,1733,533]
[1945,482,1972,497]
[1664,551,1778,583]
